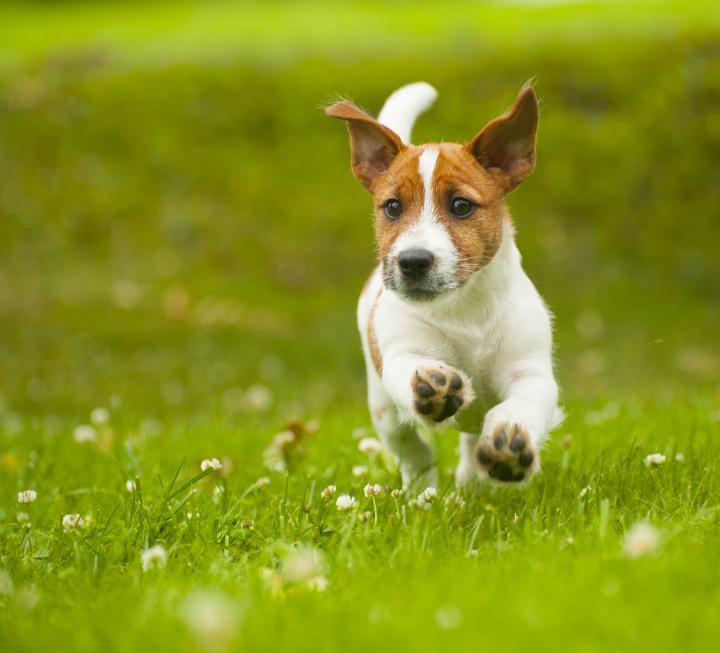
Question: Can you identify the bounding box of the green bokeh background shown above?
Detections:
[1,1,718,424]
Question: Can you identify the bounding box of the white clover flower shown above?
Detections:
[644,453,666,467]
[435,605,462,630]
[244,384,273,411]
[62,514,91,531]
[358,437,382,457]
[262,430,294,473]
[351,465,368,478]
[279,546,329,592]
[320,485,336,500]
[358,510,373,523]
[674,452,685,462]
[90,407,110,425]
[622,522,661,559]
[16,585,39,610]
[390,488,404,499]
[112,279,142,309]
[444,492,466,510]
[363,483,382,498]
[179,590,239,649]
[141,544,167,571]
[352,426,370,440]
[274,430,295,447]
[0,569,13,596]
[200,458,223,471]
[125,479,137,493]
[305,575,328,591]
[17,490,37,504]
[417,486,438,507]
[281,546,326,586]
[73,424,97,443]
[254,476,271,488]
[258,567,283,597]
[335,494,357,511]
[140,417,163,437]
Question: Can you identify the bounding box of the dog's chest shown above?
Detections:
[435,317,503,378]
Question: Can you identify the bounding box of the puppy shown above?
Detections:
[326,82,562,488]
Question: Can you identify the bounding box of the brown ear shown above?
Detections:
[326,100,405,191]
[466,86,539,192]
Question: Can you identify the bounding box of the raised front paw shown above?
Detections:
[475,424,538,483]
[412,364,471,423]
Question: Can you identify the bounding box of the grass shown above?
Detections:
[3,401,719,651]
[1,1,720,651]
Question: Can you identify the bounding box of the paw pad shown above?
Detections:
[412,365,468,423]
[476,424,537,483]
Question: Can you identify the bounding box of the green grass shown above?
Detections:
[1,1,720,651]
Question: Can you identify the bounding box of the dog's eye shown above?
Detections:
[384,199,403,220]
[450,197,475,218]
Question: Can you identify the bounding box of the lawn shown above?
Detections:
[1,1,719,651]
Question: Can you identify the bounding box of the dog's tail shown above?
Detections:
[378,82,438,145]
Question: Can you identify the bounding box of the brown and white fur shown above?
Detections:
[327,82,562,488]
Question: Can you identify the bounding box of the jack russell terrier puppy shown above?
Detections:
[326,82,562,488]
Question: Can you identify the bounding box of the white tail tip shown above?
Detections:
[378,82,438,145]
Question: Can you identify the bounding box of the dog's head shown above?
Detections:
[327,87,538,302]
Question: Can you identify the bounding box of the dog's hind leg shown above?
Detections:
[367,369,436,490]
[358,269,436,489]
[455,432,479,487]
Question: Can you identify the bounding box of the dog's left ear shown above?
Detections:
[326,100,405,192]
[466,86,538,192]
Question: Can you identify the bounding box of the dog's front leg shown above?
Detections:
[383,353,475,425]
[472,366,560,484]
[380,353,474,489]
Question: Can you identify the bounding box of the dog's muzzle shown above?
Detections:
[385,247,449,301]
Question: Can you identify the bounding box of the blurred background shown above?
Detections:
[0,0,718,447]
[2,5,719,650]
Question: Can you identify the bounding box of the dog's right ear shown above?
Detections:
[326,100,405,192]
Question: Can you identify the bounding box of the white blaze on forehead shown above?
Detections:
[418,147,439,216]
[391,146,447,252]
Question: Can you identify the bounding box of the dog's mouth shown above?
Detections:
[381,259,456,302]
[398,283,445,302]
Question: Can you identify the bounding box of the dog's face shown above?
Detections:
[327,87,538,302]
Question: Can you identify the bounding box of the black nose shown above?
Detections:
[398,248,434,280]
